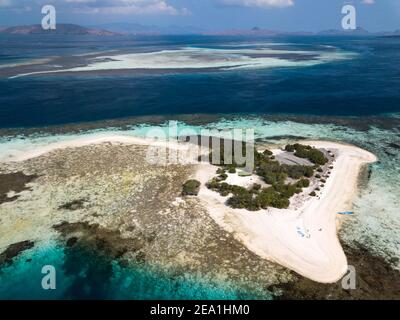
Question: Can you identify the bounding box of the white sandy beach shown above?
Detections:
[195,140,377,283]
[1,135,377,283]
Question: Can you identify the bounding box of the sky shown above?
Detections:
[0,0,399,32]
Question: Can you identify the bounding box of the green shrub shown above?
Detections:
[285,145,295,152]
[256,188,276,209]
[285,144,328,165]
[284,165,313,179]
[310,191,317,197]
[206,179,219,190]
[296,178,310,188]
[257,161,287,185]
[274,184,292,198]
[274,197,290,209]
[218,173,228,181]
[182,180,201,196]
[255,187,290,209]
[227,192,258,210]
[263,149,273,156]
[251,184,262,193]
[228,167,236,174]
[315,174,321,179]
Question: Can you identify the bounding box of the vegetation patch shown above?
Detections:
[182,180,201,196]
[285,144,328,165]
[206,143,323,211]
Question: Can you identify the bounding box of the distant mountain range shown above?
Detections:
[1,23,400,37]
[317,27,400,36]
[204,27,313,36]
[92,23,205,35]
[0,24,120,36]
[207,26,400,37]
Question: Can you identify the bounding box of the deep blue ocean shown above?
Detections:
[0,35,399,300]
[0,35,400,129]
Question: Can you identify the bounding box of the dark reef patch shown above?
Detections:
[58,198,88,211]
[66,237,78,247]
[52,221,145,299]
[0,172,38,204]
[256,135,307,142]
[53,221,143,261]
[387,142,400,150]
[273,242,400,300]
[357,165,373,189]
[0,240,34,267]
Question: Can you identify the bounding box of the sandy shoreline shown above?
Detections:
[195,140,377,283]
[1,135,377,283]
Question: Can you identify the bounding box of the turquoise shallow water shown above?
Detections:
[0,240,266,300]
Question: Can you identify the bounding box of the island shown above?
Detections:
[0,134,377,286]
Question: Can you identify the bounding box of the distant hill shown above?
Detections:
[206,28,278,36]
[207,26,400,37]
[318,27,371,36]
[380,29,400,38]
[216,26,372,37]
[2,23,399,38]
[93,23,205,35]
[205,27,313,36]
[318,27,400,37]
[0,24,120,36]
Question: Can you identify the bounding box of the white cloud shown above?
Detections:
[220,0,294,8]
[75,0,190,15]
[362,0,375,4]
[0,0,190,15]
